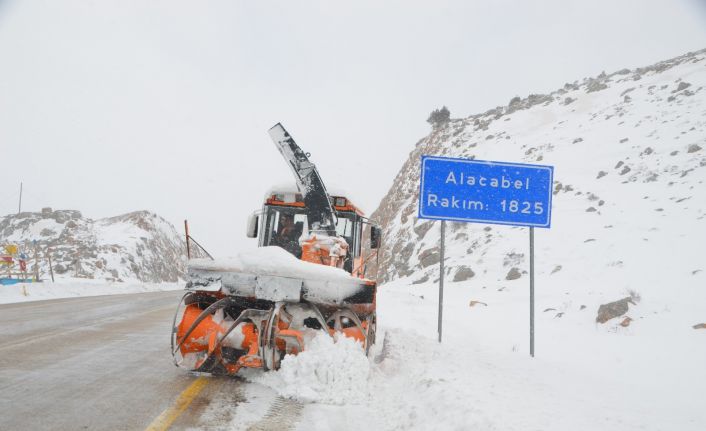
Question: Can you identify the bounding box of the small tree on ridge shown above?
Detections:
[427,106,450,128]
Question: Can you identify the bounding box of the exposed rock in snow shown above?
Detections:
[595,297,636,323]
[0,209,185,282]
[505,267,522,280]
[453,265,475,282]
[417,247,440,268]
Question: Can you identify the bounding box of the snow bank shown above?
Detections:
[361,279,706,431]
[251,333,370,405]
[0,279,182,304]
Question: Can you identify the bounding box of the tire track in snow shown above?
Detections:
[168,377,247,430]
[373,330,392,364]
[245,396,304,431]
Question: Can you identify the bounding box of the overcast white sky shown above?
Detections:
[2,0,706,256]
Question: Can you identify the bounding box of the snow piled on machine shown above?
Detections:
[187,246,368,304]
[188,247,354,283]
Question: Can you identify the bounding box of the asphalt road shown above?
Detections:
[0,291,259,431]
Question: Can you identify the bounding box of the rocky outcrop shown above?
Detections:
[0,209,185,282]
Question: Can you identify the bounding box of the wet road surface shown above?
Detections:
[0,291,242,430]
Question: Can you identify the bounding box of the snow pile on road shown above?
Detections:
[0,279,182,304]
[253,333,370,405]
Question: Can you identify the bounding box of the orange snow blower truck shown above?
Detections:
[171,123,382,375]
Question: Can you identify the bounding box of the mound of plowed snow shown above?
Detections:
[252,333,370,405]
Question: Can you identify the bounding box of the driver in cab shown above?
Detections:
[272,213,303,258]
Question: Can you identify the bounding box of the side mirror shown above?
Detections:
[370,225,382,249]
[246,212,259,238]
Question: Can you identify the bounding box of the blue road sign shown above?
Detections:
[419,156,554,228]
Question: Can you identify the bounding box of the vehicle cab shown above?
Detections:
[246,186,381,279]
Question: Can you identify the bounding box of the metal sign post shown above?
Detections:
[529,226,535,357]
[418,155,553,355]
[438,220,445,342]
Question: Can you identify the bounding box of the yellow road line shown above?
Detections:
[145,376,210,431]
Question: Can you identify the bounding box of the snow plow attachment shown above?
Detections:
[171,255,377,374]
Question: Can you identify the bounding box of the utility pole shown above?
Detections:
[47,247,55,282]
[18,182,23,214]
[33,241,40,282]
[184,220,191,259]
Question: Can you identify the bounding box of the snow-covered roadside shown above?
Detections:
[0,279,184,304]
[361,279,706,430]
[215,275,704,431]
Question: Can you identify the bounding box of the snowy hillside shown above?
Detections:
[372,48,706,325]
[0,209,185,282]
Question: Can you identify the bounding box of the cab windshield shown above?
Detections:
[263,207,308,258]
[263,206,357,270]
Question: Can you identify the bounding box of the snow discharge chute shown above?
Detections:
[268,123,338,236]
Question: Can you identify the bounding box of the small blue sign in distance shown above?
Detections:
[418,156,554,228]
